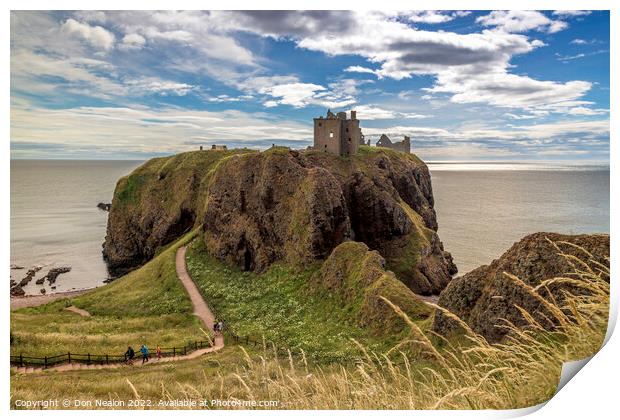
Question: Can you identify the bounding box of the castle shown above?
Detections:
[313,110,363,156]
[376,134,411,154]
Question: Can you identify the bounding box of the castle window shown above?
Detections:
[318,122,322,127]
[346,128,349,133]
[329,131,334,138]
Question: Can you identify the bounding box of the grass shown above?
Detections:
[186,239,405,361]
[113,149,255,214]
[10,231,208,357]
[10,243,609,410]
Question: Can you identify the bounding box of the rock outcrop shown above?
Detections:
[432,232,609,343]
[97,202,111,211]
[10,265,43,297]
[103,150,253,276]
[103,146,456,294]
[311,241,431,334]
[203,147,456,294]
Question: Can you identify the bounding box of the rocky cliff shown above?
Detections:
[104,146,456,294]
[103,149,254,275]
[202,146,456,294]
[432,232,609,343]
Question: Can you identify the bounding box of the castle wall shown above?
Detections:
[313,110,362,156]
[375,134,410,153]
[343,119,360,155]
[314,118,344,155]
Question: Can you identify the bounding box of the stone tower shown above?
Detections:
[313,110,362,156]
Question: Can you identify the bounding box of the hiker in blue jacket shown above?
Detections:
[140,344,149,364]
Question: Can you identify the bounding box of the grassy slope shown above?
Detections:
[10,231,207,357]
[186,239,405,361]
[114,149,256,221]
[11,260,608,409]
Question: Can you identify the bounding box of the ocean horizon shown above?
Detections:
[10,158,610,295]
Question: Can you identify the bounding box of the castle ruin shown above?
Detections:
[376,134,411,154]
[313,110,363,156]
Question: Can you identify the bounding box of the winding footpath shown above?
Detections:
[13,246,224,374]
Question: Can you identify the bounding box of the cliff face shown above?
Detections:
[432,232,610,343]
[203,147,456,294]
[103,150,254,275]
[104,146,456,294]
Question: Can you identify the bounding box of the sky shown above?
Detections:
[10,10,610,162]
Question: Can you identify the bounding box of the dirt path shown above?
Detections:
[13,245,224,374]
[11,288,95,310]
[64,305,91,317]
[176,246,218,333]
[417,294,440,305]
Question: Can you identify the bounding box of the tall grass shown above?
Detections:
[11,246,609,410]
[153,247,609,409]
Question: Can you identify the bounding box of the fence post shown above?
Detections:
[246,336,249,345]
[20,353,23,367]
[195,341,197,349]
[88,353,91,364]
[183,346,186,355]
[68,352,71,364]
[44,356,47,369]
[106,354,109,364]
[173,347,176,357]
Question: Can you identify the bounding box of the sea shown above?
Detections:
[10,160,610,294]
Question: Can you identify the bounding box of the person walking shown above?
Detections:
[140,344,149,364]
[125,346,135,365]
[156,344,162,360]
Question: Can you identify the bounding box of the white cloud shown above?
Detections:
[354,105,428,120]
[222,11,590,113]
[364,119,609,149]
[427,71,592,110]
[123,77,195,96]
[566,107,609,116]
[505,113,538,120]
[570,38,588,45]
[406,11,458,24]
[344,66,378,75]
[553,11,592,17]
[206,94,253,103]
[237,75,356,109]
[73,11,107,24]
[476,11,568,33]
[61,18,115,50]
[120,33,146,50]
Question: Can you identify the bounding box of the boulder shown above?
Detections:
[97,202,111,211]
[432,233,610,343]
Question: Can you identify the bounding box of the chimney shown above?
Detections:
[351,110,357,120]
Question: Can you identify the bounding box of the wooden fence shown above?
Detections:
[10,339,213,368]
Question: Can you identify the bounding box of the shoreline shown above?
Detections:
[10,288,97,310]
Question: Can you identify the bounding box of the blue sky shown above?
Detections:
[10,10,609,162]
